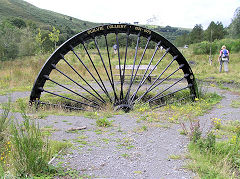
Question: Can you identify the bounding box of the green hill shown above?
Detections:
[0,0,190,41]
[145,25,191,42]
[0,0,100,32]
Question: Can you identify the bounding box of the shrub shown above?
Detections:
[191,41,218,55]
[190,39,240,55]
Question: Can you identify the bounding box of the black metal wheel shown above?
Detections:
[30,24,198,112]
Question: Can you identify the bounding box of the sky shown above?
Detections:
[24,0,239,29]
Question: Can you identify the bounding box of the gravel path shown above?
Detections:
[198,86,240,134]
[41,114,192,178]
[0,84,239,178]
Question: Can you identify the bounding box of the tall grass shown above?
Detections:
[0,99,72,177]
[0,47,181,94]
[10,101,51,177]
[0,101,11,143]
[182,49,240,84]
[0,101,11,177]
[0,54,49,94]
[187,123,240,178]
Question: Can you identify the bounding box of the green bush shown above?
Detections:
[96,117,112,127]
[191,41,218,55]
[191,39,240,55]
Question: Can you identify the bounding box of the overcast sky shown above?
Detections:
[24,0,239,29]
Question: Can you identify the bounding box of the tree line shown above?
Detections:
[0,7,239,61]
[0,17,76,61]
[174,7,240,53]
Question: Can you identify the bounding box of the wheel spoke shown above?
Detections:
[52,64,105,103]
[125,32,140,101]
[130,41,160,102]
[38,87,99,109]
[30,24,198,112]
[136,57,181,102]
[104,35,118,102]
[71,45,112,102]
[146,75,189,103]
[43,75,100,106]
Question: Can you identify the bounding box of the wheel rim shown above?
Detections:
[30,24,198,112]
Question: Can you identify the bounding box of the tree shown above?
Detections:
[229,7,240,38]
[175,33,190,47]
[35,28,46,54]
[204,21,226,41]
[189,24,204,44]
[0,20,21,60]
[9,17,26,29]
[48,26,60,49]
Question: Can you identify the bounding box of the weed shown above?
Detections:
[0,100,11,149]
[187,119,240,178]
[96,117,112,127]
[126,145,135,149]
[133,170,142,174]
[168,154,182,160]
[94,129,103,135]
[49,140,72,158]
[0,101,11,142]
[231,99,240,108]
[134,103,150,113]
[117,125,123,132]
[141,125,148,131]
[180,120,201,140]
[74,140,88,145]
[83,111,99,119]
[0,101,11,174]
[212,118,221,129]
[77,135,88,140]
[41,126,57,136]
[179,129,187,135]
[118,138,133,148]
[121,153,129,158]
[167,92,222,125]
[101,138,110,144]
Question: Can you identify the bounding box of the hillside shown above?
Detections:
[145,25,191,42]
[0,0,100,32]
[0,0,190,41]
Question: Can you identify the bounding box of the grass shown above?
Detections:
[0,101,11,174]
[182,50,240,84]
[231,99,240,108]
[1,48,240,177]
[168,154,182,160]
[96,117,112,127]
[186,119,240,178]
[10,111,51,177]
[161,92,222,124]
[1,50,239,95]
[0,101,72,177]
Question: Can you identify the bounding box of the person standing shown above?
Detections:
[113,44,117,54]
[218,45,230,72]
